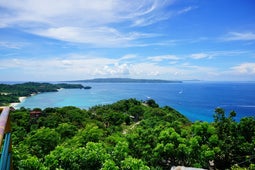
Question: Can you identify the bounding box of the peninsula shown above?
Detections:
[0,82,88,106]
[70,78,182,83]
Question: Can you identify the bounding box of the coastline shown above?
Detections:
[9,96,27,108]
[57,88,64,91]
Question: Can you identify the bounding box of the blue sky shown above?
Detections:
[0,0,255,81]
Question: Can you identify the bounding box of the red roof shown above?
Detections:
[30,111,42,114]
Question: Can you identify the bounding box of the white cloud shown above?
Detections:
[222,32,255,41]
[95,63,131,76]
[0,54,204,81]
[147,55,180,61]
[231,63,255,74]
[1,47,253,80]
[2,53,254,81]
[190,53,211,59]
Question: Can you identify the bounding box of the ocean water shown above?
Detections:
[16,82,255,122]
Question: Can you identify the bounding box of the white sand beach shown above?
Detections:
[19,97,27,102]
[57,88,64,91]
[9,96,27,108]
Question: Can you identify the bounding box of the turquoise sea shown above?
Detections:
[15,81,255,122]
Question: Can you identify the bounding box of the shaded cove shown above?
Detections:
[17,81,255,122]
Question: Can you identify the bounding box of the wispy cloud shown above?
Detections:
[0,0,194,47]
[119,54,137,61]
[0,41,25,49]
[189,50,249,60]
[190,53,211,59]
[222,32,255,41]
[177,6,197,15]
[32,26,156,47]
[147,55,180,61]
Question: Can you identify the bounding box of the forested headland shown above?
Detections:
[0,82,87,106]
[10,99,255,169]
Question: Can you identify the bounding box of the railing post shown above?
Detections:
[0,107,12,170]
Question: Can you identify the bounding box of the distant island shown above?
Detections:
[69,78,182,83]
[0,82,90,106]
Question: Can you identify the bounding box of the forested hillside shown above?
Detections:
[10,99,255,170]
[0,82,86,106]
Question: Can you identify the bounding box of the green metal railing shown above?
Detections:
[0,107,12,170]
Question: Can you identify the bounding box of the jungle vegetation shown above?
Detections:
[9,99,255,169]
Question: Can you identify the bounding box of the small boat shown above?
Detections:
[84,86,92,89]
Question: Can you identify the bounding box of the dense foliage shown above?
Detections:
[0,82,85,105]
[10,99,255,169]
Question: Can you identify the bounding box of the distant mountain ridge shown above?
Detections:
[70,78,182,83]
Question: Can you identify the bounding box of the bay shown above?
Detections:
[17,81,255,122]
